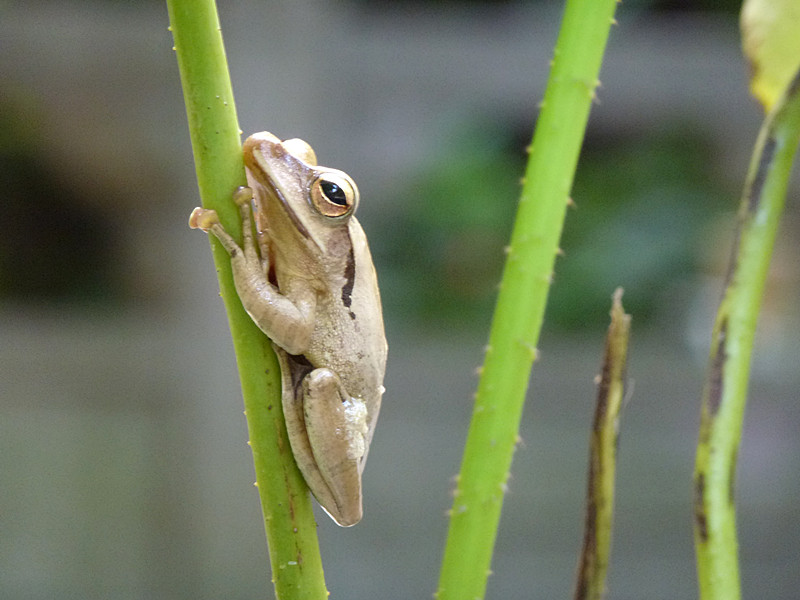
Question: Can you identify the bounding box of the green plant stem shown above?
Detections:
[435,2,618,599]
[693,70,800,600]
[166,2,327,598]
[574,289,629,600]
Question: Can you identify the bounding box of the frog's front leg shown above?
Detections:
[284,366,368,527]
[189,189,315,355]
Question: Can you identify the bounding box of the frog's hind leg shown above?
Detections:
[302,367,367,527]
[277,353,364,527]
[278,359,366,527]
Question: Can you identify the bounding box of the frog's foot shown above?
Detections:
[188,207,242,257]
[232,185,254,207]
[188,207,220,231]
[230,186,270,273]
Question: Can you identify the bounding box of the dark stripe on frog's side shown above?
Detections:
[341,244,356,320]
[286,352,314,397]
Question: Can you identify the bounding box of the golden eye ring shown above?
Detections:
[310,173,357,218]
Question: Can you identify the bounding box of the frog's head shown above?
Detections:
[243,132,359,253]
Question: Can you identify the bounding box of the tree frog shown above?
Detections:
[189,132,387,527]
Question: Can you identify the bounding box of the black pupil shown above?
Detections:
[321,181,347,206]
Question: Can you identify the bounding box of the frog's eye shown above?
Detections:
[310,172,358,218]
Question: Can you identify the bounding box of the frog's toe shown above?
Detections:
[188,207,220,231]
[232,185,254,206]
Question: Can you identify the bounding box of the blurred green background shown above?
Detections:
[3,1,800,599]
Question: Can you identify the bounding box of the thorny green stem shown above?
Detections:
[166,1,327,598]
[435,2,618,599]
